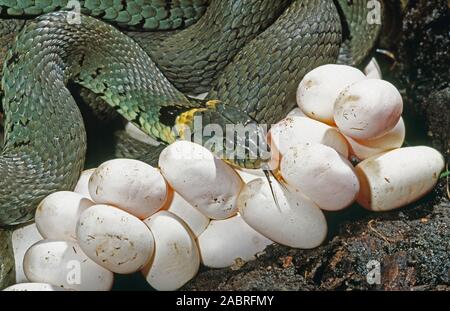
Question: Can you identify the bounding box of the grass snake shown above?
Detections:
[0,0,384,229]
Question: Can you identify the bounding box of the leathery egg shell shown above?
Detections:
[12,223,43,283]
[356,147,445,212]
[23,240,114,291]
[143,211,200,291]
[297,64,366,124]
[167,192,210,238]
[159,141,244,220]
[280,144,360,211]
[198,215,273,268]
[286,108,307,118]
[235,168,266,184]
[35,191,94,240]
[364,58,382,79]
[334,79,403,140]
[3,283,68,291]
[74,169,96,199]
[238,179,327,249]
[268,116,349,165]
[76,205,155,274]
[89,159,168,219]
[345,118,406,160]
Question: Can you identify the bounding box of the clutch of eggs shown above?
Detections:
[5,63,444,291]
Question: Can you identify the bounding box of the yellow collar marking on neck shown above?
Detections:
[174,107,207,139]
[206,99,221,109]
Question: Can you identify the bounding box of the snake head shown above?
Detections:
[174,100,273,169]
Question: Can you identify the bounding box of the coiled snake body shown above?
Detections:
[0,0,383,227]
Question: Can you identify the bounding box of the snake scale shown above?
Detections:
[0,1,386,286]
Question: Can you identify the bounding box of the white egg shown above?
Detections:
[23,240,114,291]
[198,215,273,268]
[74,169,96,199]
[364,58,382,79]
[356,147,445,211]
[187,93,208,100]
[297,64,366,124]
[159,141,244,220]
[334,79,403,140]
[12,223,43,283]
[286,108,307,118]
[3,283,68,291]
[143,211,200,291]
[345,118,406,160]
[76,205,154,274]
[235,168,266,184]
[89,159,168,219]
[238,178,327,249]
[167,192,210,238]
[35,191,94,241]
[280,143,360,211]
[268,116,349,166]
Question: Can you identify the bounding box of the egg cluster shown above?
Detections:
[4,64,444,291]
[294,64,444,212]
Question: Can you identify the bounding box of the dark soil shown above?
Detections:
[181,0,450,291]
[393,0,449,156]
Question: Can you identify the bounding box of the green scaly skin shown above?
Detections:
[0,12,199,226]
[129,0,382,95]
[130,0,293,95]
[0,228,14,290]
[208,0,342,125]
[336,0,383,66]
[0,0,208,30]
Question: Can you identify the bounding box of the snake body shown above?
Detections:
[0,0,208,30]
[0,227,13,289]
[0,0,382,228]
[131,0,294,95]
